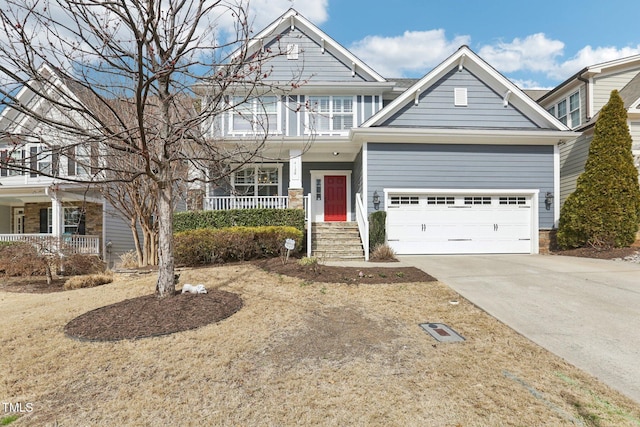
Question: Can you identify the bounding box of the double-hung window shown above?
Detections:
[229,96,279,134]
[0,149,25,176]
[307,96,354,135]
[233,165,281,196]
[548,90,581,128]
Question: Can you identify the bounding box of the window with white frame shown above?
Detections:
[233,165,281,196]
[548,90,581,128]
[44,206,85,234]
[229,96,279,134]
[0,149,25,176]
[63,207,83,234]
[307,96,354,134]
[29,145,54,177]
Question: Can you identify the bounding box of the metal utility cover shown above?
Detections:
[419,323,465,343]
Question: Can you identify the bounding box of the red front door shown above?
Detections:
[324,175,347,221]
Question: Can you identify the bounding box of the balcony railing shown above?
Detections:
[0,234,101,255]
[204,196,290,211]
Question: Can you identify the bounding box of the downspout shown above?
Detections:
[577,73,591,122]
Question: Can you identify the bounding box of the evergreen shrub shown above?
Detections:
[557,90,640,248]
[173,209,305,233]
[369,211,387,251]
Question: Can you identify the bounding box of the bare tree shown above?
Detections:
[0,0,299,296]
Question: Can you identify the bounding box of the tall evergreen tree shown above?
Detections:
[557,90,640,249]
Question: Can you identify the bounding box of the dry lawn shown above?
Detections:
[1,264,640,426]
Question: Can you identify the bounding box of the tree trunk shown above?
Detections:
[155,181,175,297]
[130,218,144,267]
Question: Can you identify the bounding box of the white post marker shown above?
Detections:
[284,238,296,263]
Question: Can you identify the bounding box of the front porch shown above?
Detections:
[0,233,101,255]
[0,184,104,257]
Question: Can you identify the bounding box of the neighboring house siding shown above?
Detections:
[630,121,640,151]
[103,204,137,267]
[0,206,9,233]
[593,68,640,112]
[263,28,368,82]
[367,143,555,228]
[382,68,539,129]
[559,133,591,207]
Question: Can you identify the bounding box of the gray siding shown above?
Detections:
[263,27,368,82]
[559,134,591,207]
[367,143,555,228]
[353,148,364,197]
[103,203,138,268]
[382,68,539,129]
[0,206,10,233]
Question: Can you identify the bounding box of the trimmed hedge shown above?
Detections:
[174,226,303,266]
[173,209,305,233]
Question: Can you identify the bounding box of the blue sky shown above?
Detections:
[248,0,640,89]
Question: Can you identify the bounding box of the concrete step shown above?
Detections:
[311,222,365,261]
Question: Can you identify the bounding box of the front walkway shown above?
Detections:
[400,254,640,404]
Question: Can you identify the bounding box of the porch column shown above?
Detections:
[50,189,63,237]
[288,149,304,209]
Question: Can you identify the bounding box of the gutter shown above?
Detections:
[577,72,592,122]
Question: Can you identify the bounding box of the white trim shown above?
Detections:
[362,143,368,217]
[350,127,578,145]
[238,9,386,83]
[362,46,570,131]
[553,144,560,228]
[310,170,352,222]
[231,164,283,196]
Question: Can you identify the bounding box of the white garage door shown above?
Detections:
[386,192,536,254]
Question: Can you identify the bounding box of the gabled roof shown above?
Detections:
[361,46,569,131]
[538,54,640,104]
[236,8,386,83]
[621,71,640,112]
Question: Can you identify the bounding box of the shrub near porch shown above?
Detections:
[174,226,303,265]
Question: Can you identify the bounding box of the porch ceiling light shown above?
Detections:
[332,152,339,156]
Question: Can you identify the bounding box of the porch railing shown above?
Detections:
[203,196,289,210]
[355,193,370,261]
[0,234,100,255]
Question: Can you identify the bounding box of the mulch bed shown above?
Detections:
[64,290,243,342]
[253,257,437,284]
[552,246,639,260]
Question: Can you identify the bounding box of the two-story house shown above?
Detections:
[198,9,576,258]
[537,54,640,207]
[0,66,137,265]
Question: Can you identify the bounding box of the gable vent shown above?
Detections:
[287,43,299,60]
[454,88,468,106]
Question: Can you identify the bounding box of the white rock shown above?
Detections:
[181,283,208,294]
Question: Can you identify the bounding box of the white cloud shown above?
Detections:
[247,0,328,34]
[478,33,565,74]
[551,45,640,80]
[349,30,470,77]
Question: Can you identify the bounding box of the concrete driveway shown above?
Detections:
[400,254,640,404]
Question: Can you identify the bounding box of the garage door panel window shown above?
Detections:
[390,196,419,205]
[464,196,491,205]
[499,196,527,205]
[427,196,454,205]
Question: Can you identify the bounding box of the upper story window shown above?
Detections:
[229,96,279,135]
[0,149,25,177]
[306,96,354,135]
[548,90,581,128]
[233,165,281,196]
